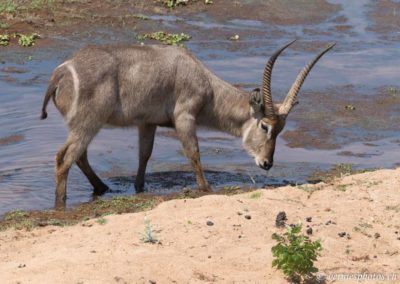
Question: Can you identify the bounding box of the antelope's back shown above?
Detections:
[72,44,212,126]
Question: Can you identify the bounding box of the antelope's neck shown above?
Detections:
[200,75,252,137]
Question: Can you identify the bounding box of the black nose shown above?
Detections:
[263,161,273,170]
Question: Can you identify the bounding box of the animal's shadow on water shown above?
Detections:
[106,170,295,194]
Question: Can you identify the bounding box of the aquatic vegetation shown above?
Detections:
[137,31,191,46]
[344,104,355,110]
[385,86,399,97]
[0,34,10,46]
[229,34,240,41]
[17,33,39,47]
[29,0,54,10]
[162,0,212,8]
[0,33,40,47]
[132,14,149,20]
[0,21,9,29]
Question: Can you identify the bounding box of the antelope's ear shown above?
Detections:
[249,88,264,118]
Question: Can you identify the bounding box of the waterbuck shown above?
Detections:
[41,40,334,207]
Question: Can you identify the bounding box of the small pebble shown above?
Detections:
[326,220,332,225]
[374,233,381,239]
[206,220,214,226]
[306,227,313,235]
[237,211,243,216]
[338,232,346,237]
[306,217,312,222]
[275,211,287,227]
[374,255,377,258]
[208,255,211,259]
[244,215,251,220]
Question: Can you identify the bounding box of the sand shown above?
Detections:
[0,168,400,284]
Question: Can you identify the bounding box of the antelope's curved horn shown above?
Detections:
[279,43,336,115]
[262,40,296,119]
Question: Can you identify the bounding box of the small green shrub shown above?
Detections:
[271,224,322,283]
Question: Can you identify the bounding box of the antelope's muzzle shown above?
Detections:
[259,161,273,171]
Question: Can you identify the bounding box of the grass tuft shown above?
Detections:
[141,217,159,244]
[0,1,17,14]
[249,191,262,199]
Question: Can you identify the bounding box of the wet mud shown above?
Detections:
[0,0,338,42]
[0,134,23,146]
[282,85,400,149]
[367,0,400,41]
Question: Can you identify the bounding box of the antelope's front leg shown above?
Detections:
[135,124,157,192]
[175,114,210,192]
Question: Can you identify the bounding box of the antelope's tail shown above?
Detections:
[41,70,63,120]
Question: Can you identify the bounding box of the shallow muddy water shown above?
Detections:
[1,0,400,215]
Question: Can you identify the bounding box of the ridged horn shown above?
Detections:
[262,40,297,119]
[279,43,336,115]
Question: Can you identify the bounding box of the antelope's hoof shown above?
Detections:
[93,184,109,195]
[54,198,67,210]
[199,186,211,193]
[134,183,145,193]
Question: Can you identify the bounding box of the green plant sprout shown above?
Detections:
[271,224,322,283]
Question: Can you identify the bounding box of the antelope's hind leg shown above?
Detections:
[76,150,109,195]
[55,131,98,208]
[53,65,117,208]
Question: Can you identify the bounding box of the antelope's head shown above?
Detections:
[243,40,335,171]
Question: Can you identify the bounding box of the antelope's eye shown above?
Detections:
[261,123,269,132]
